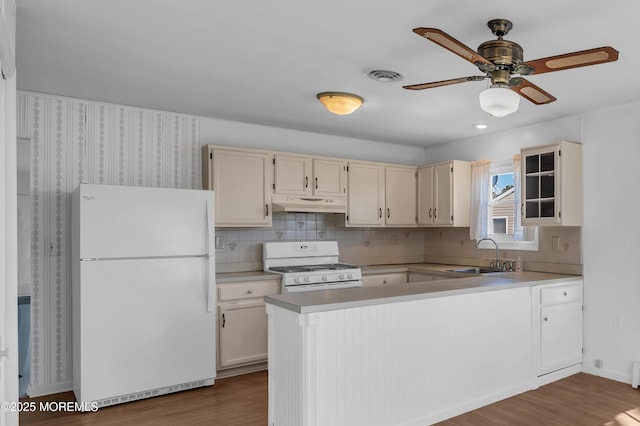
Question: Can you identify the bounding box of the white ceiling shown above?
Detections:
[15,0,640,147]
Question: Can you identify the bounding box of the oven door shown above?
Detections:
[284,280,362,293]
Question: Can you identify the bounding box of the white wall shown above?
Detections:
[422,115,582,163]
[581,101,640,382]
[200,117,426,165]
[424,102,640,384]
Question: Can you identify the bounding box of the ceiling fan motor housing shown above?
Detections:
[477,39,524,67]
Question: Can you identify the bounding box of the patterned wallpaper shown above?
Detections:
[18,92,200,396]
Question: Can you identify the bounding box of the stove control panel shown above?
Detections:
[281,269,362,287]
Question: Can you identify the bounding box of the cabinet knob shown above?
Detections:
[563,291,567,296]
[383,279,388,284]
[248,289,254,294]
[543,317,548,322]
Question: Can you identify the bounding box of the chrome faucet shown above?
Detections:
[476,237,499,270]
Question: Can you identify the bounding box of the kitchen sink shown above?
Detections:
[447,267,504,274]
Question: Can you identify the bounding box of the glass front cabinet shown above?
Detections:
[521,141,583,226]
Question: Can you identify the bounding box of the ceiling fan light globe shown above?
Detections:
[479,86,520,117]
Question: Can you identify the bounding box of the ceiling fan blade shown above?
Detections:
[510,78,557,105]
[403,75,486,90]
[413,28,494,69]
[524,46,619,75]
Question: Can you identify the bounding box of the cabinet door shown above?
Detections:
[385,165,416,226]
[522,147,558,225]
[434,163,453,226]
[274,154,312,196]
[210,148,272,226]
[540,301,582,375]
[313,158,346,197]
[218,301,268,370]
[521,141,582,226]
[417,166,434,225]
[347,161,384,226]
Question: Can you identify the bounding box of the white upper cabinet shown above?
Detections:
[346,161,385,226]
[521,141,582,226]
[274,154,346,198]
[313,158,347,197]
[346,161,416,227]
[274,154,312,196]
[201,145,273,227]
[417,160,470,227]
[384,164,417,226]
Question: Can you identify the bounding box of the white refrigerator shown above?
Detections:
[71,183,216,409]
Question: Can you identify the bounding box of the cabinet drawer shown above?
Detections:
[362,272,407,287]
[540,284,582,305]
[408,273,435,283]
[407,273,451,283]
[218,280,280,301]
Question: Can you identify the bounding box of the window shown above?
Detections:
[489,171,514,235]
[481,160,538,251]
[492,217,507,234]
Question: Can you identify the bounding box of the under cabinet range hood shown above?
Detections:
[271,195,347,213]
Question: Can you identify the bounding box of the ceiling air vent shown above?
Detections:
[365,69,404,83]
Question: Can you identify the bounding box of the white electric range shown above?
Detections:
[263,241,362,293]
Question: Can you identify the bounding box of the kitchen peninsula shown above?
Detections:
[265,271,583,426]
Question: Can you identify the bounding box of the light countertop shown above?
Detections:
[264,270,581,314]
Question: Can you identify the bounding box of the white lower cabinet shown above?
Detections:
[361,272,407,287]
[534,280,583,380]
[217,279,279,370]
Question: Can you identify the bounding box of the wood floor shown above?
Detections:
[19,372,640,425]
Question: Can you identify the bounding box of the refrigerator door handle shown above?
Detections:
[206,256,214,312]
[205,198,215,312]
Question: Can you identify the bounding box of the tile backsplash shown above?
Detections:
[216,212,582,275]
[423,226,582,274]
[215,212,426,272]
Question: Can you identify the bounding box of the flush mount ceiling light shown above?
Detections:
[478,85,520,117]
[316,92,364,115]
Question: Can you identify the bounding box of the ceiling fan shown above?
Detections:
[403,19,619,116]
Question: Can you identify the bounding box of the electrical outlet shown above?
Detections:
[215,236,225,250]
[614,314,624,330]
[595,359,603,369]
[552,236,561,251]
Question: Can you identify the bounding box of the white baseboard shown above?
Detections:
[26,381,73,398]
[534,364,583,388]
[401,381,534,426]
[582,365,632,385]
[216,362,267,379]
